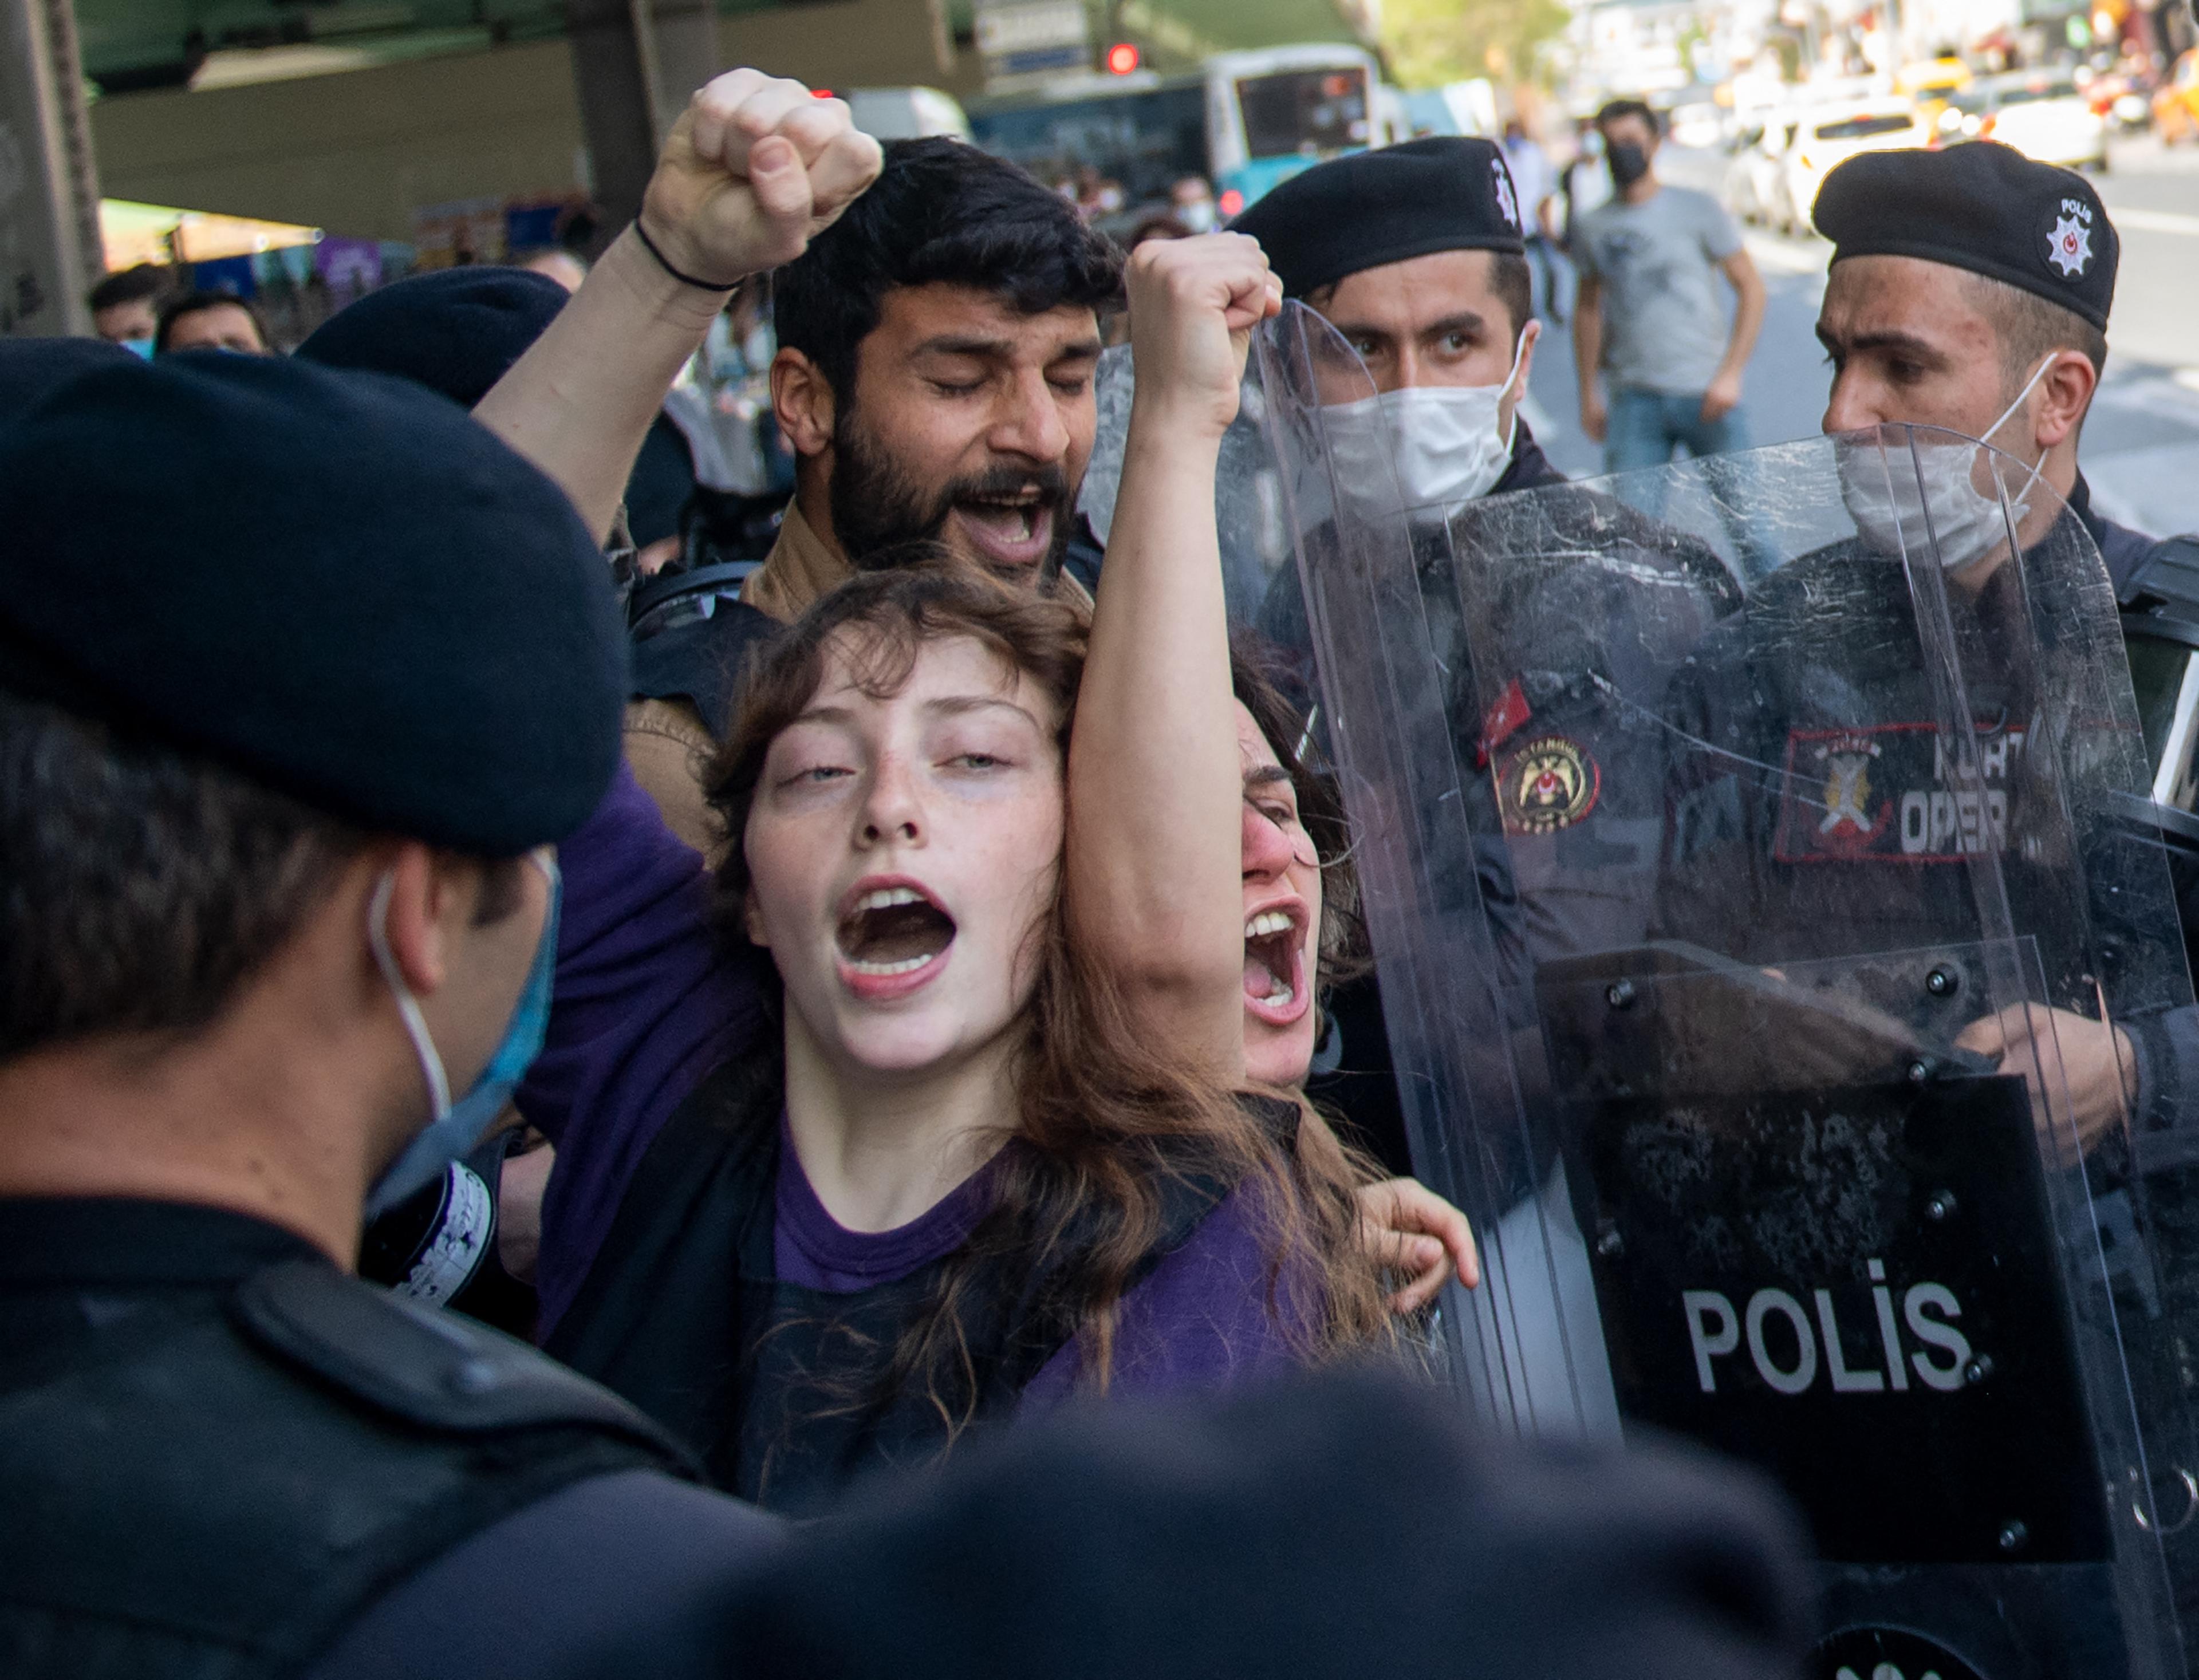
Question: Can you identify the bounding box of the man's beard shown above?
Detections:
[828,407,1075,587]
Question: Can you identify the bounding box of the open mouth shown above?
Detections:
[949,496,1057,571]
[837,881,957,986]
[1243,905,1311,1028]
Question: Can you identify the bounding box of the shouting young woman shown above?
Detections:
[513,233,1393,1510]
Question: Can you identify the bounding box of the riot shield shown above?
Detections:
[1076,342,1298,625]
[1255,301,2199,1677]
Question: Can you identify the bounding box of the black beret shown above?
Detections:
[1229,138,1527,299]
[1815,141,2117,332]
[0,336,137,424]
[0,353,627,852]
[295,266,570,407]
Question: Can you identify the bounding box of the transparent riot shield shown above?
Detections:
[1077,342,1299,625]
[1254,301,2199,1676]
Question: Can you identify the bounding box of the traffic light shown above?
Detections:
[1105,42,1140,74]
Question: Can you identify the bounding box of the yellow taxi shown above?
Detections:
[2157,50,2199,146]
[1898,56,1974,129]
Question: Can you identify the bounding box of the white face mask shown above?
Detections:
[1840,354,2056,573]
[1323,328,1534,522]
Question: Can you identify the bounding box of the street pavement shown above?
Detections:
[1518,135,2199,540]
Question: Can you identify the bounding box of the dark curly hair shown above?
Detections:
[773,137,1125,404]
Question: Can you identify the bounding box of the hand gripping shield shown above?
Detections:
[1254,301,2199,1677]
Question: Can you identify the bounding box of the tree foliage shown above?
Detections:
[1377,0,1572,89]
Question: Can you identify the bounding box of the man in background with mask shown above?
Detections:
[1573,98,1765,473]
[1230,137,1737,1171]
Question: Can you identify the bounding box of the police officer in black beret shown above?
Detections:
[1802,143,2199,1136]
[0,69,893,1678]
[0,347,798,1678]
[1226,140,1740,1175]
[1812,140,2153,586]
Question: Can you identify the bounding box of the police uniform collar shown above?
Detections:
[2065,470,2099,530]
[1495,417,1567,495]
[0,1197,324,1287]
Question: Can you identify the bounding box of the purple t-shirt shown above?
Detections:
[521,763,1306,1402]
[773,1113,1302,1406]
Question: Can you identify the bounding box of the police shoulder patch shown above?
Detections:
[1498,733,1600,834]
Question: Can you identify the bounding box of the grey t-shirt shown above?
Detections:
[1575,185,1743,396]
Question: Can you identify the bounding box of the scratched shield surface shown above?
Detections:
[1256,299,2199,1677]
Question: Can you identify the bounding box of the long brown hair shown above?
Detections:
[705,563,1390,1426]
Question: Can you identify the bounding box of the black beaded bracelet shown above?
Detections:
[632,219,739,293]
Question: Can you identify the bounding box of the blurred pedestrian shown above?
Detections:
[157,290,272,356]
[1172,174,1219,232]
[1500,117,1565,323]
[86,264,167,354]
[1571,98,1765,471]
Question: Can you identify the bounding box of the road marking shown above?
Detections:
[2110,207,2199,236]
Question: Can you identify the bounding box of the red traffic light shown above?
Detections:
[1105,42,1140,74]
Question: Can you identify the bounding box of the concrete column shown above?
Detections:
[566,0,720,239]
[0,0,103,336]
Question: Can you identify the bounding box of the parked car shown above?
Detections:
[1938,71,2109,170]
[1721,114,1798,225]
[2157,51,2199,145]
[1778,99,1930,237]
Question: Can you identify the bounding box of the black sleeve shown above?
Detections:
[720,1369,1816,1680]
[303,1470,782,1680]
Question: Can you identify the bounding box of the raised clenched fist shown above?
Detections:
[638,69,885,289]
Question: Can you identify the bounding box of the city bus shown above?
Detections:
[1202,44,1383,212]
[966,42,1385,217]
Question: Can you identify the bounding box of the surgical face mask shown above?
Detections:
[1839,354,2056,574]
[123,336,155,360]
[1322,328,1534,522]
[1177,197,1217,233]
[1607,140,1650,188]
[364,852,559,1220]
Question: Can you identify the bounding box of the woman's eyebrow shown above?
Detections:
[927,694,1043,729]
[1244,764,1294,792]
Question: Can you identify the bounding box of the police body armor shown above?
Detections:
[0,1256,693,1679]
[1256,301,2199,1678]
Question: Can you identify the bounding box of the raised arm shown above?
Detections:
[1065,235,1280,1082]
[475,69,882,541]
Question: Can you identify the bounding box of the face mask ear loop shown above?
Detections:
[1981,352,2060,496]
[1496,323,1536,457]
[366,870,453,1121]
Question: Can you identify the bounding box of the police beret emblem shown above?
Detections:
[1491,158,1520,233]
[1498,734,1599,835]
[2047,198,2094,281]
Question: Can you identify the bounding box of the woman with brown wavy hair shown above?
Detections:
[524,234,1392,1511]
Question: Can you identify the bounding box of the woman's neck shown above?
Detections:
[780,1014,1020,1233]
